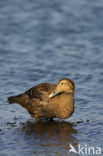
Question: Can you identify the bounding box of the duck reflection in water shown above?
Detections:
[19,120,78,151]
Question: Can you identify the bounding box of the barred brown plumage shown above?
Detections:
[8,78,75,122]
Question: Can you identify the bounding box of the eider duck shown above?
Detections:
[8,78,75,122]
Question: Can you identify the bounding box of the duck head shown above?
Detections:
[49,78,75,98]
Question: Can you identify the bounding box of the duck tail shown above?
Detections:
[8,96,17,104]
[8,94,29,107]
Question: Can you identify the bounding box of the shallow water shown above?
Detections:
[0,0,103,155]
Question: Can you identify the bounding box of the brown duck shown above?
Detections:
[8,78,75,122]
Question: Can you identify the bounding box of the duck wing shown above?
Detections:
[25,83,56,101]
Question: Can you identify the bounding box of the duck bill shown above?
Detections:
[49,90,58,98]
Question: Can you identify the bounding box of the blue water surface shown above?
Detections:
[0,0,103,155]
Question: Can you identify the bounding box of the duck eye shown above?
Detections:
[61,82,63,85]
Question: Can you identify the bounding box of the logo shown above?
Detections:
[69,144,78,154]
[68,144,102,155]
